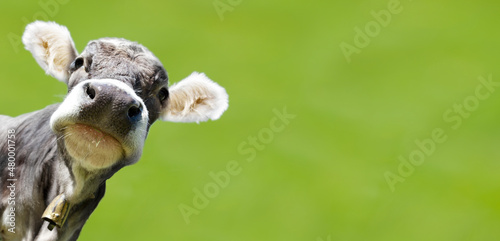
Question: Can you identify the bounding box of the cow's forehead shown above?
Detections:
[80,37,168,93]
[84,38,163,74]
[85,38,153,57]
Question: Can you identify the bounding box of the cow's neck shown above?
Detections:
[69,164,103,202]
[53,150,109,204]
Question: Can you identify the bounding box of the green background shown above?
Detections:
[1,0,500,240]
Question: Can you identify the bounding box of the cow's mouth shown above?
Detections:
[63,123,125,170]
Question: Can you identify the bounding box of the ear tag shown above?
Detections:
[42,194,71,231]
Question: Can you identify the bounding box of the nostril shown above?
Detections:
[85,84,96,100]
[127,104,142,120]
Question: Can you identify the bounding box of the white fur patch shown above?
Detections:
[161,72,229,123]
[50,79,149,131]
[22,21,78,82]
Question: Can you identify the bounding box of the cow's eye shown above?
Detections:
[158,88,169,103]
[70,57,84,71]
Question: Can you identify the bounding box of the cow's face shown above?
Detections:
[22,21,228,171]
[67,38,169,125]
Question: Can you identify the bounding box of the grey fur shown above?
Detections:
[0,37,169,241]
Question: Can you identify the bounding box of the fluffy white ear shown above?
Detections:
[22,21,78,83]
[161,72,229,123]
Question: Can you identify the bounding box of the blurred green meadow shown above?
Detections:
[1,0,500,240]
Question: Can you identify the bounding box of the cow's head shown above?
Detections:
[22,21,228,172]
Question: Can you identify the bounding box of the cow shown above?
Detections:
[0,21,229,241]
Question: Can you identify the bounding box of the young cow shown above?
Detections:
[0,21,228,241]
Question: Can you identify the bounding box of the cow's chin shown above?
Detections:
[63,124,124,171]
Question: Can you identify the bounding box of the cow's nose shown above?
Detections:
[85,83,96,99]
[82,82,143,125]
[127,101,143,122]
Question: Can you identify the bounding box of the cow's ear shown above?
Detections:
[160,72,229,123]
[22,21,78,83]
